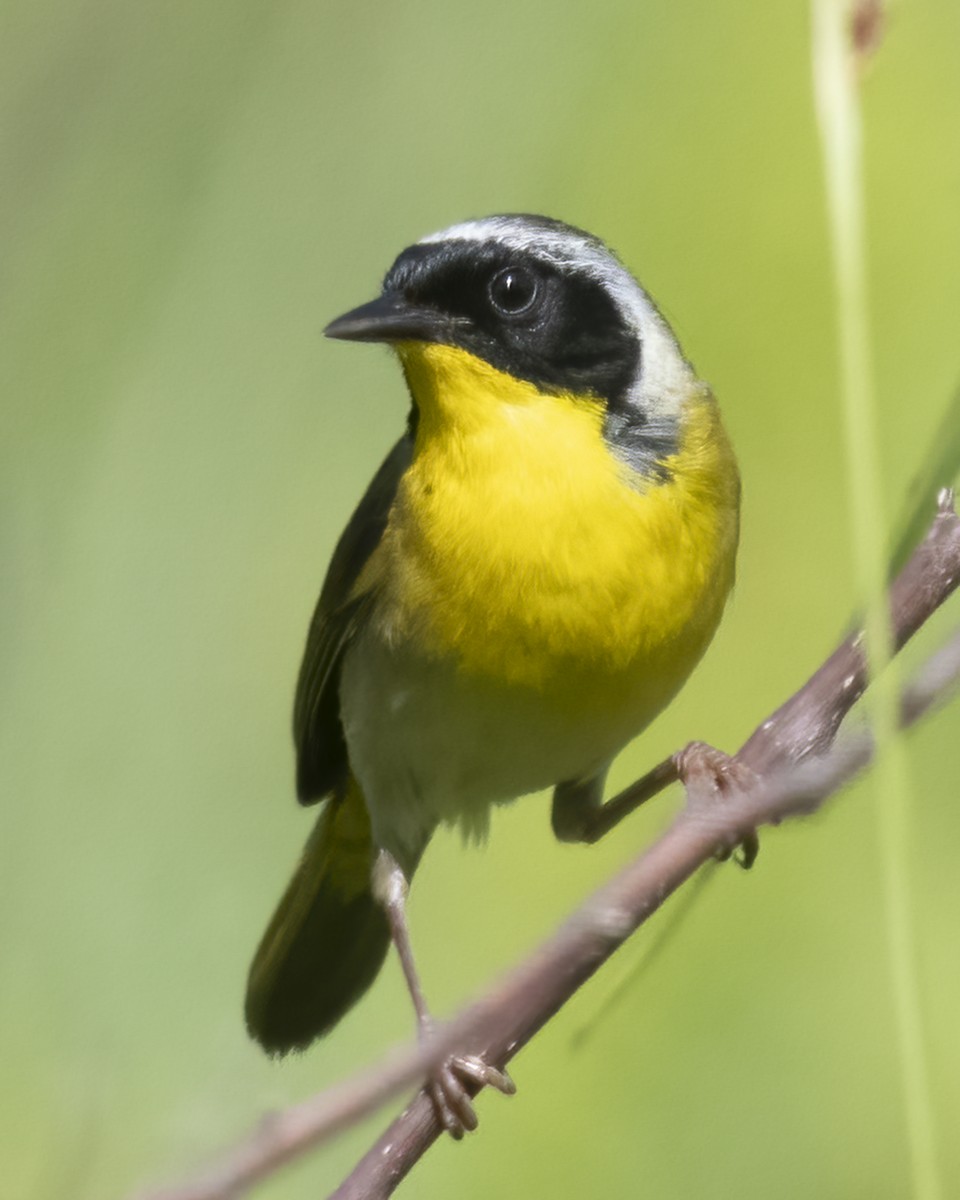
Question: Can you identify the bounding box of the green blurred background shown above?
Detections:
[3,1,959,1197]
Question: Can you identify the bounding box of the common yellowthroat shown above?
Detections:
[245,214,740,1134]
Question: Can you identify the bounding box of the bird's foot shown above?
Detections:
[421,1032,515,1138]
[673,741,760,869]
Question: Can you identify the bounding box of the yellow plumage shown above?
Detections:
[374,342,739,727]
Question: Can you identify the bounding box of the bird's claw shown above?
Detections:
[673,741,760,869]
[428,1053,515,1139]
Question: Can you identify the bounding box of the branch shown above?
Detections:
[136,490,960,1200]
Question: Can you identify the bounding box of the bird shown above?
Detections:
[244,213,741,1136]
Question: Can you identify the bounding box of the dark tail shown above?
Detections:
[245,776,390,1055]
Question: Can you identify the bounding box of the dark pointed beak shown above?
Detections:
[324,292,453,344]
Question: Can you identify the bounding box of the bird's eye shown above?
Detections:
[488,266,539,316]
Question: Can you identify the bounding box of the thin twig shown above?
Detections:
[131,493,960,1200]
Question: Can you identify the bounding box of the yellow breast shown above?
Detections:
[375,343,739,731]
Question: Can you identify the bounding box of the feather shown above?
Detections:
[293,436,412,803]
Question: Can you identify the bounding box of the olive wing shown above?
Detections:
[293,436,412,803]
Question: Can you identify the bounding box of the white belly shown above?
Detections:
[338,627,630,869]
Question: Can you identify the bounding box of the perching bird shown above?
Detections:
[245,214,741,1135]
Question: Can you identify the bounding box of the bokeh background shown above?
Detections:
[3,1,960,1197]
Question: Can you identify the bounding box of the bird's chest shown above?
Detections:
[375,400,737,718]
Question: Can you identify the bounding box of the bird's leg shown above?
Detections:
[551,742,759,867]
[371,849,515,1138]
